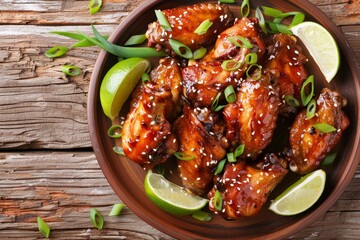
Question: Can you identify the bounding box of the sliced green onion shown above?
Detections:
[221,60,243,71]
[90,208,104,230]
[89,0,102,14]
[255,7,267,34]
[321,153,337,167]
[284,95,300,108]
[44,46,68,58]
[192,211,212,221]
[274,12,305,28]
[228,36,253,49]
[261,6,284,17]
[227,152,236,163]
[141,72,150,85]
[174,152,195,161]
[211,92,222,111]
[107,125,122,138]
[301,75,315,106]
[224,85,236,103]
[267,21,292,35]
[234,144,245,158]
[51,31,108,48]
[37,217,50,238]
[193,47,207,60]
[245,53,258,64]
[214,190,223,211]
[169,39,193,59]
[154,164,165,175]
[155,10,172,31]
[109,203,125,216]
[215,105,227,112]
[124,34,147,46]
[61,65,81,76]
[113,146,125,155]
[214,159,226,175]
[194,19,213,35]
[306,99,317,119]
[313,123,337,133]
[246,64,262,79]
[219,0,236,3]
[241,0,251,18]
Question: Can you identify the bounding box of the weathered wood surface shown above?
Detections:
[0,0,359,239]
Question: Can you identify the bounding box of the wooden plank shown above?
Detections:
[0,152,359,239]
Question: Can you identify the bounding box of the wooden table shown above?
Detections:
[0,0,359,239]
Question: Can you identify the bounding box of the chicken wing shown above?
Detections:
[121,58,182,168]
[208,154,288,219]
[146,3,234,53]
[287,88,349,174]
[173,104,227,195]
[223,71,280,159]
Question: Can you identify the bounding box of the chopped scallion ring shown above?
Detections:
[169,39,193,59]
[215,105,227,112]
[214,159,226,175]
[214,190,223,211]
[261,6,284,17]
[45,46,68,58]
[245,53,258,65]
[107,125,122,138]
[174,152,195,161]
[284,95,300,108]
[321,152,337,167]
[194,19,213,35]
[124,34,147,46]
[109,203,126,216]
[89,0,102,15]
[218,0,235,3]
[221,60,242,71]
[234,144,245,158]
[155,10,172,31]
[193,47,207,60]
[37,217,50,238]
[306,99,317,119]
[90,208,104,230]
[267,21,292,34]
[192,211,212,222]
[61,65,81,76]
[228,36,253,49]
[246,64,262,79]
[141,72,150,85]
[211,92,222,111]
[224,85,236,103]
[241,0,251,18]
[113,146,125,156]
[313,123,337,133]
[227,152,236,163]
[255,7,267,34]
[301,75,315,106]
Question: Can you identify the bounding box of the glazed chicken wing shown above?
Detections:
[174,104,227,195]
[146,3,234,53]
[223,71,280,158]
[208,154,288,219]
[287,88,349,174]
[121,58,182,168]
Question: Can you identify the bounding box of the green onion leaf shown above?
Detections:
[113,146,125,155]
[155,10,172,31]
[194,19,213,35]
[241,0,251,18]
[141,72,150,85]
[174,152,196,161]
[255,7,267,34]
[224,85,236,103]
[107,125,122,138]
[245,53,258,64]
[109,203,126,216]
[211,92,222,111]
[89,0,102,14]
[228,36,253,49]
[219,0,236,3]
[215,105,227,112]
[37,217,50,238]
[124,34,147,46]
[313,123,337,133]
[214,190,223,211]
[274,11,305,28]
[246,64,262,79]
[284,95,300,108]
[227,152,236,163]
[90,208,104,230]
[234,144,245,158]
[193,47,207,60]
[301,75,315,106]
[192,211,212,221]
[261,6,284,17]
[321,152,337,167]
[267,21,292,35]
[169,39,193,59]
[306,99,317,119]
[51,31,108,48]
[45,46,68,58]
[61,65,81,76]
[221,60,243,71]
[214,159,226,175]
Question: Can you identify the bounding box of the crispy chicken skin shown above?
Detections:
[146,3,234,53]
[174,104,227,195]
[121,58,182,169]
[208,154,288,219]
[287,88,349,174]
[223,72,280,158]
[182,18,266,107]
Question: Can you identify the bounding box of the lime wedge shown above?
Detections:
[100,57,150,121]
[269,169,326,216]
[144,171,209,215]
[291,21,340,82]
